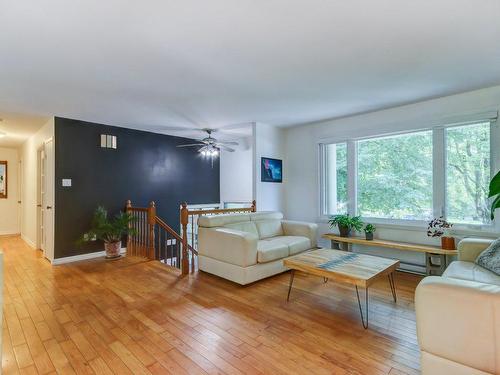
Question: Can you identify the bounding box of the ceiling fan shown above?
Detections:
[176,128,239,156]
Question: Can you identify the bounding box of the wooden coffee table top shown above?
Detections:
[284,248,400,288]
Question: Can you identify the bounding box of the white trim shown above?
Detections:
[432,127,446,218]
[347,140,357,216]
[0,231,21,236]
[21,234,36,248]
[51,247,127,265]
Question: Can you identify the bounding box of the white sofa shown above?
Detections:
[415,238,500,375]
[197,212,318,285]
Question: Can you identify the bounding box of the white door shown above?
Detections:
[42,138,55,261]
[38,148,45,251]
[18,159,23,233]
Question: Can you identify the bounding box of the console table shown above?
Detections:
[322,234,458,275]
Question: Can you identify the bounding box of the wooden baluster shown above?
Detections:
[180,202,189,275]
[148,201,156,260]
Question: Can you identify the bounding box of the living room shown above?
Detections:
[1,1,500,374]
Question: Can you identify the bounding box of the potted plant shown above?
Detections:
[80,206,136,259]
[328,214,363,237]
[427,217,455,250]
[489,170,500,219]
[364,223,376,240]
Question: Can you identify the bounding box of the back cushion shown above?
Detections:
[254,220,284,239]
[224,222,259,237]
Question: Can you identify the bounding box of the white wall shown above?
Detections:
[284,85,500,271]
[220,135,253,204]
[253,122,285,212]
[0,147,20,235]
[20,118,54,247]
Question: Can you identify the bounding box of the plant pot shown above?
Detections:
[338,225,351,237]
[104,240,122,259]
[365,232,374,241]
[441,236,455,250]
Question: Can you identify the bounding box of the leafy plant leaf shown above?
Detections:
[490,194,500,220]
[488,170,500,198]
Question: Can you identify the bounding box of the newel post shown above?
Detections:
[148,201,157,260]
[125,200,133,256]
[180,202,189,275]
[251,200,257,212]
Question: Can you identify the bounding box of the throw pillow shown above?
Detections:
[475,238,500,275]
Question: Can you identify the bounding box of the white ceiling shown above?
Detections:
[1,1,500,134]
[0,113,48,148]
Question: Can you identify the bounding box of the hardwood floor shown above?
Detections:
[1,235,423,374]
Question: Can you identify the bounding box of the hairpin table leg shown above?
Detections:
[287,270,295,302]
[355,285,369,329]
[388,272,397,302]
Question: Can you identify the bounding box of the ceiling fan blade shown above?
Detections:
[217,145,235,152]
[215,141,239,146]
[176,143,205,147]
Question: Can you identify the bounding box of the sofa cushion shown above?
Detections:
[254,220,284,239]
[475,238,500,275]
[223,222,259,237]
[257,240,289,263]
[250,212,284,221]
[264,236,311,255]
[443,261,500,286]
[198,213,251,228]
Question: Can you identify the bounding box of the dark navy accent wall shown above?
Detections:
[54,117,220,259]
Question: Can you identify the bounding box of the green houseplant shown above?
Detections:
[328,214,363,237]
[489,170,500,219]
[364,223,376,241]
[80,206,136,259]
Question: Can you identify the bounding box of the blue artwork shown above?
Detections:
[261,157,282,183]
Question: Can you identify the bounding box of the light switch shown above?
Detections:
[62,179,72,187]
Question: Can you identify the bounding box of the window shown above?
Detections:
[320,118,497,227]
[446,122,491,224]
[357,131,433,220]
[323,143,347,214]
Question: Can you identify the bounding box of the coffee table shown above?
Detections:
[283,248,400,329]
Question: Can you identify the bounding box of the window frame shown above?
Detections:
[319,117,500,233]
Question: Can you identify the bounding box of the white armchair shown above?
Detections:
[198,212,318,285]
[415,238,500,375]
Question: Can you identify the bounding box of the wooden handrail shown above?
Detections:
[179,200,256,274]
[126,199,255,275]
[155,216,197,255]
[187,201,256,216]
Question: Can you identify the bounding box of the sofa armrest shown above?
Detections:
[198,227,258,267]
[457,238,494,262]
[415,276,500,374]
[281,220,318,248]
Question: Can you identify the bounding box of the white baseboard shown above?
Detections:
[52,248,127,265]
[0,231,21,236]
[21,234,37,249]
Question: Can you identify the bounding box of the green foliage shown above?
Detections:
[489,170,500,219]
[446,123,490,224]
[357,131,433,220]
[364,223,376,233]
[79,206,136,244]
[329,214,364,231]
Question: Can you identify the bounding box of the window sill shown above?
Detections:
[317,215,499,237]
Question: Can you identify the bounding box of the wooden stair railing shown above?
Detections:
[126,200,197,274]
[126,200,256,276]
[179,200,256,274]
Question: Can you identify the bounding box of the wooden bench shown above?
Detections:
[322,234,458,275]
